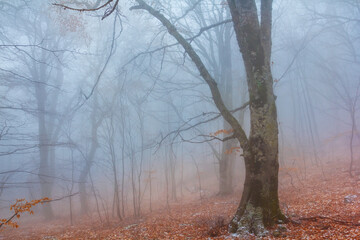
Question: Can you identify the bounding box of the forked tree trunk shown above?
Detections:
[131,0,286,236]
[227,0,287,235]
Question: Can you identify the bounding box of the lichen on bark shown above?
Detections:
[229,203,268,237]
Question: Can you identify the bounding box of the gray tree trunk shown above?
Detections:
[227,0,286,235]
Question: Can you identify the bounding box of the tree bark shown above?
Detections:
[227,0,286,235]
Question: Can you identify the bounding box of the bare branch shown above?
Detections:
[43,192,79,203]
[122,19,232,68]
[188,19,232,43]
[53,0,120,20]
[53,0,112,12]
[158,101,249,146]
[174,0,202,23]
[130,0,248,149]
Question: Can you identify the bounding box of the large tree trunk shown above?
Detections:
[229,67,285,234]
[227,0,286,235]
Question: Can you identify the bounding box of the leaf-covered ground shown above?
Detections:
[2,162,360,239]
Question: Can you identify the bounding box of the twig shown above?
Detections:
[43,192,79,203]
[53,0,113,12]
[0,212,17,228]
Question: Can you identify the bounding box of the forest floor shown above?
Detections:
[2,161,360,239]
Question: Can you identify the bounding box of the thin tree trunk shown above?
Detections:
[36,82,54,220]
[89,170,103,223]
[130,149,138,217]
[121,130,126,217]
[170,144,177,201]
[109,119,122,220]
[79,92,101,215]
[349,111,355,176]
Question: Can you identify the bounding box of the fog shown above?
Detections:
[0,0,359,236]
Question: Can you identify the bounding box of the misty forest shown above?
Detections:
[0,0,360,239]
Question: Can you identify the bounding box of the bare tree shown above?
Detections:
[55,0,286,235]
[130,0,286,234]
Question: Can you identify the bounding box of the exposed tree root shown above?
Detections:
[229,204,269,237]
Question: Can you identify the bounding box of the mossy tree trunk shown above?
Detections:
[131,0,286,236]
[227,0,287,235]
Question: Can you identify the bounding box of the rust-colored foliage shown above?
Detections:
[50,2,91,42]
[210,128,234,137]
[225,146,241,154]
[0,197,50,229]
[210,129,240,154]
